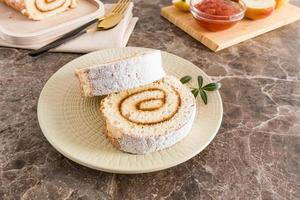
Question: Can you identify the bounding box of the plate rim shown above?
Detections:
[37,47,223,174]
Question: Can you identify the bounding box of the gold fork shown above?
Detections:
[29,0,131,56]
[88,0,131,32]
[99,0,131,29]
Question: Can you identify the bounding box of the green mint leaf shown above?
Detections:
[191,88,199,98]
[202,83,221,91]
[199,89,208,104]
[180,76,192,84]
[197,75,203,88]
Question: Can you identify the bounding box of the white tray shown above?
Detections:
[0,0,104,45]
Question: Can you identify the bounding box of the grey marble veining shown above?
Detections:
[0,0,300,199]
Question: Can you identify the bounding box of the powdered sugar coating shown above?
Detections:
[75,50,166,97]
[89,50,165,96]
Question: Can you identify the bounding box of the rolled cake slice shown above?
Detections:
[100,75,196,154]
[75,50,165,97]
[2,0,78,20]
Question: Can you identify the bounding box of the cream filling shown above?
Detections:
[75,69,93,97]
[120,88,179,124]
[24,0,77,20]
[35,0,66,12]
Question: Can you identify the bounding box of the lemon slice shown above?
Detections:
[173,0,191,12]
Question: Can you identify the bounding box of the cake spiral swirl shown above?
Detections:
[119,88,181,125]
[101,76,196,154]
[2,0,78,20]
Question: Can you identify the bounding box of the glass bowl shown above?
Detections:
[190,0,246,32]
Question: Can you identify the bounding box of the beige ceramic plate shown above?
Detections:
[37,47,223,174]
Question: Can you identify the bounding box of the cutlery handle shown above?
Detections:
[29,18,99,57]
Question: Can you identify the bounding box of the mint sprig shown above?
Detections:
[180,75,221,105]
[180,75,192,84]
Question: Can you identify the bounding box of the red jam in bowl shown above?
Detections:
[191,0,245,31]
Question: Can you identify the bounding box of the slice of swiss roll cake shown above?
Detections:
[2,0,78,20]
[100,75,196,154]
[75,50,165,97]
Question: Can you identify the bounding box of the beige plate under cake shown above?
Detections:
[37,47,223,174]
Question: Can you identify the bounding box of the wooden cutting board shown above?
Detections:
[161,4,300,52]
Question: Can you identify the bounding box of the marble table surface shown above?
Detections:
[0,0,299,199]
